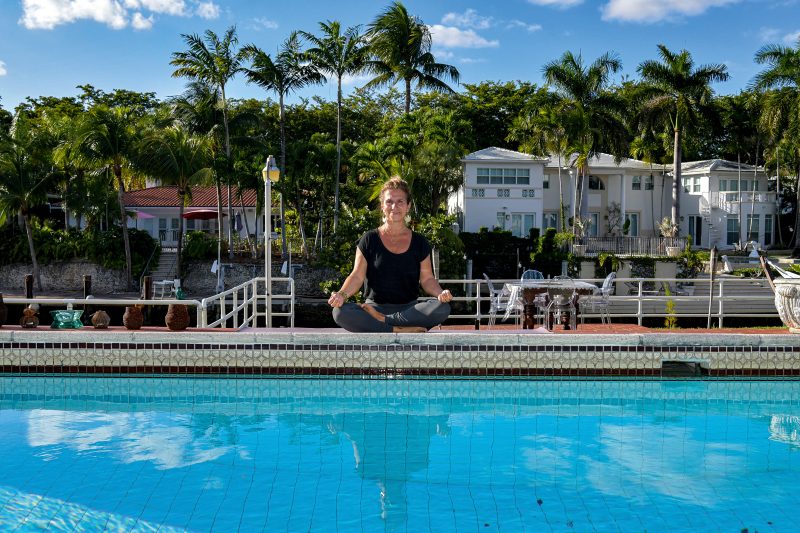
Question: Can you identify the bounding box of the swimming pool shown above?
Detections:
[1,377,798,532]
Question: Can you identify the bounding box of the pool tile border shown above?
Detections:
[1,329,799,377]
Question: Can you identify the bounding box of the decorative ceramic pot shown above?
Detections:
[165,304,190,331]
[773,278,800,333]
[20,305,39,328]
[91,310,111,329]
[0,293,7,327]
[50,310,84,329]
[123,306,144,330]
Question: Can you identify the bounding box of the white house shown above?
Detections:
[451,147,776,250]
[449,147,548,237]
[122,186,260,247]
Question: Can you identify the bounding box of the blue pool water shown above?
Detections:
[0,377,798,532]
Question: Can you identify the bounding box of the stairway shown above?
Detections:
[150,250,178,282]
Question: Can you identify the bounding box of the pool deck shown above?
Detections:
[1,323,798,377]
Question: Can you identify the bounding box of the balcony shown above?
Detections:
[708,191,777,214]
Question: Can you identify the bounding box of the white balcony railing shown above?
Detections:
[710,191,777,211]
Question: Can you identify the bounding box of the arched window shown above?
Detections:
[588,175,605,190]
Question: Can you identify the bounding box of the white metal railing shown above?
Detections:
[575,237,686,256]
[200,276,294,329]
[711,191,776,210]
[434,276,778,328]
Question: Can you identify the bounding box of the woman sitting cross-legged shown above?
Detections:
[328,177,452,333]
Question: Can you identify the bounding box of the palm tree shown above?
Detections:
[637,44,729,234]
[542,51,628,229]
[752,37,800,247]
[242,33,324,256]
[366,1,460,114]
[82,105,139,290]
[0,115,52,290]
[171,26,243,264]
[299,21,368,235]
[134,126,213,279]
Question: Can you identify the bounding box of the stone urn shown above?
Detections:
[91,310,111,329]
[123,306,144,330]
[165,304,190,331]
[0,293,7,327]
[773,278,800,332]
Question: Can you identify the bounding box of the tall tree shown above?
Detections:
[134,126,213,279]
[542,51,628,229]
[82,105,139,290]
[637,44,729,234]
[242,33,324,256]
[300,21,368,234]
[753,37,800,247]
[0,115,51,290]
[171,26,243,264]
[366,1,460,113]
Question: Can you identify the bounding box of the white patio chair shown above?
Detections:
[520,269,544,282]
[483,274,520,328]
[585,272,615,324]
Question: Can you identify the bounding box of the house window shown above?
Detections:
[645,175,654,190]
[497,188,510,198]
[747,214,759,242]
[624,213,639,236]
[719,179,727,191]
[496,212,506,230]
[765,214,773,246]
[477,167,531,185]
[590,213,599,237]
[683,177,690,193]
[693,177,700,193]
[510,213,536,238]
[588,176,605,190]
[543,175,550,189]
[543,212,559,229]
[688,215,703,247]
[727,218,740,245]
[522,189,536,198]
[472,188,485,198]
[186,219,196,231]
[632,175,641,190]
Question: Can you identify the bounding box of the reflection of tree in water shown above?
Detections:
[326,410,449,529]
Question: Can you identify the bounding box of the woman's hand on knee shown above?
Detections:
[328,291,347,308]
[437,289,453,303]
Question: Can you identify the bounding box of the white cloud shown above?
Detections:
[759,26,781,42]
[251,16,279,30]
[783,29,800,43]
[434,49,455,59]
[341,72,372,86]
[19,0,215,30]
[527,0,583,8]
[508,19,543,32]
[441,8,493,29]
[601,0,740,23]
[459,57,487,64]
[0,61,6,76]
[131,12,153,30]
[428,25,499,48]
[195,1,218,19]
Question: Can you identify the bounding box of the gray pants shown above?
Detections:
[332,300,451,333]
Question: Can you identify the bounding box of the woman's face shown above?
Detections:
[381,188,410,224]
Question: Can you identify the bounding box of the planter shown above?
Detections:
[123,306,144,330]
[165,304,190,331]
[50,310,84,329]
[573,244,587,256]
[665,246,682,257]
[91,310,111,329]
[773,278,800,332]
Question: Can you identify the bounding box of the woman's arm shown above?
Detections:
[419,256,453,303]
[328,248,368,308]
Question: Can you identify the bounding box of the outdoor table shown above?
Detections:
[504,280,599,328]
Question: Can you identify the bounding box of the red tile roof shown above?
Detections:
[123,186,257,208]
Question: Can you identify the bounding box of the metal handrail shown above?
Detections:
[200,276,295,329]
[137,243,161,291]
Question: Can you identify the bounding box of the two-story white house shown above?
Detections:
[451,147,776,250]
[677,159,775,249]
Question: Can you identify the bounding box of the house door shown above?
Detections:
[158,218,180,247]
[688,215,703,247]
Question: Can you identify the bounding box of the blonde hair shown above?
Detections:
[379,176,412,204]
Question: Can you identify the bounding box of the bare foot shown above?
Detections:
[393,326,427,333]
[360,303,386,322]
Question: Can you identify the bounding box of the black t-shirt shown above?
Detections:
[357,229,432,304]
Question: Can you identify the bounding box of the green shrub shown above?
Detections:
[182,231,219,260]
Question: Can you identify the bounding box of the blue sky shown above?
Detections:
[1,0,799,111]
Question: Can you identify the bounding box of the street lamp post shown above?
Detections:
[262,155,280,327]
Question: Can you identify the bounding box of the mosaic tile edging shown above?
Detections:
[1,330,800,376]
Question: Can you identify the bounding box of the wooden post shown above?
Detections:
[83,275,92,298]
[142,275,152,325]
[24,274,33,299]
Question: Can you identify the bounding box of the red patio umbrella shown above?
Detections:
[182,209,227,220]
